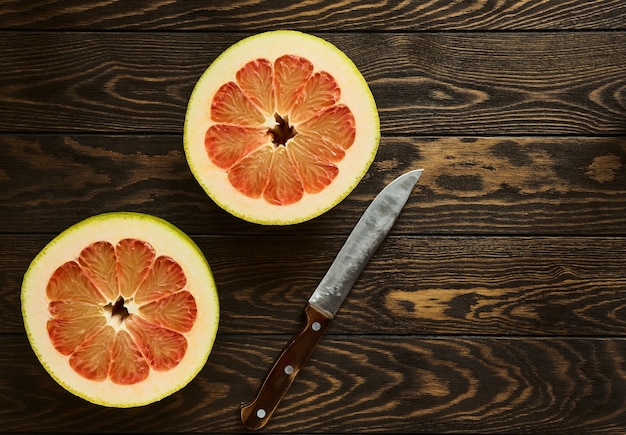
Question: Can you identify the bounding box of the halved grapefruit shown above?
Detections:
[184,30,379,225]
[21,212,219,407]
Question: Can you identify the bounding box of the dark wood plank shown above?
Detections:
[1,32,625,135]
[4,234,625,336]
[1,135,624,236]
[2,335,626,433]
[0,0,624,31]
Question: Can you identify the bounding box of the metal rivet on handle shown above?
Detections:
[312,321,321,331]
[284,365,294,375]
[256,408,266,419]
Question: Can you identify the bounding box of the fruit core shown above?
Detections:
[106,296,130,326]
[268,114,297,147]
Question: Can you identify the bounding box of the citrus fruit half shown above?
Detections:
[21,212,219,407]
[184,30,379,225]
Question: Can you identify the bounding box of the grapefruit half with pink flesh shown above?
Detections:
[184,30,379,225]
[21,212,219,407]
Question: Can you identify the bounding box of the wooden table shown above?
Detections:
[2,1,626,433]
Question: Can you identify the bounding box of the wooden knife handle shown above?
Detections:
[240,303,332,430]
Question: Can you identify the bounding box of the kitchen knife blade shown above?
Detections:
[240,169,424,430]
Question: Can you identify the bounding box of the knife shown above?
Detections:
[240,169,424,430]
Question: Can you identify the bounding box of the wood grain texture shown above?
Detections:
[2,335,626,433]
[1,32,625,135]
[2,234,625,336]
[1,135,624,235]
[0,0,624,31]
[1,2,625,433]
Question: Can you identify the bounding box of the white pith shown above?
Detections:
[184,30,380,225]
[21,212,219,408]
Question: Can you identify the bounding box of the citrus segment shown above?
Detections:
[274,54,314,115]
[205,124,269,169]
[185,30,379,224]
[211,81,266,126]
[22,212,219,407]
[236,58,275,116]
[48,300,105,322]
[115,238,154,299]
[109,329,150,385]
[287,138,339,194]
[47,315,107,356]
[289,71,341,124]
[47,261,106,305]
[292,132,345,163]
[78,241,119,301]
[126,315,187,372]
[264,146,304,205]
[299,105,356,150]
[68,325,114,382]
[139,291,197,333]
[228,145,274,198]
[134,255,186,305]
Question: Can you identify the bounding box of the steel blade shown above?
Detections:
[308,169,423,318]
